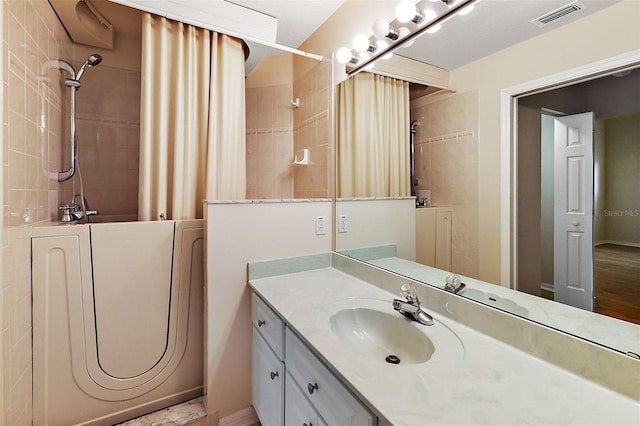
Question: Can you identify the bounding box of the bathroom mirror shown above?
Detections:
[334,0,640,355]
[59,0,332,225]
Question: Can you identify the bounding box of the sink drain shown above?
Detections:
[385,354,400,364]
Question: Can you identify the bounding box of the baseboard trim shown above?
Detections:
[219,406,259,426]
[541,282,554,293]
[595,240,640,248]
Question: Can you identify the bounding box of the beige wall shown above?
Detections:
[447,0,640,284]
[602,113,640,245]
[204,201,332,421]
[411,90,479,278]
[335,198,416,261]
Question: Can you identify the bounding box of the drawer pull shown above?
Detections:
[257,319,266,327]
[303,423,313,426]
[270,371,278,380]
[307,382,318,395]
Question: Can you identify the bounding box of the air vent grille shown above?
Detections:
[531,1,585,27]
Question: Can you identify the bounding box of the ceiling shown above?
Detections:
[65,0,622,74]
[229,0,621,72]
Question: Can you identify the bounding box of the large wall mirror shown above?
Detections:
[54,0,333,224]
[334,0,639,356]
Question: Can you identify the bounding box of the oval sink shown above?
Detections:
[330,308,435,364]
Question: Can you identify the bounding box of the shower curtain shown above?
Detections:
[337,72,410,198]
[139,13,246,221]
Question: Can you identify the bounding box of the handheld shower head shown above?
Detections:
[75,54,103,81]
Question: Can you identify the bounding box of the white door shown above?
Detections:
[554,112,594,311]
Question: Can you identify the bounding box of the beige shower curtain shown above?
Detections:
[139,13,246,221]
[337,72,410,198]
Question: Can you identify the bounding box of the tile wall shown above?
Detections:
[74,63,140,218]
[2,0,72,423]
[245,82,294,199]
[292,58,332,199]
[411,90,479,278]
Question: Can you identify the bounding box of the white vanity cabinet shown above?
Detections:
[252,294,285,425]
[252,293,376,426]
[285,374,327,426]
[285,327,375,426]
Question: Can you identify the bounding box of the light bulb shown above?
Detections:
[372,18,390,39]
[352,33,370,53]
[396,0,417,23]
[422,9,437,23]
[426,23,442,34]
[336,47,354,64]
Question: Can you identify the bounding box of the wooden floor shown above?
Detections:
[594,244,640,325]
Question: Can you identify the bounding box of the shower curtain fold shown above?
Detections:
[139,13,246,221]
[336,72,410,198]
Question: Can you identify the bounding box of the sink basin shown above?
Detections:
[330,308,435,364]
[329,299,464,366]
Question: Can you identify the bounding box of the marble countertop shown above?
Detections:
[250,266,639,426]
[366,256,640,356]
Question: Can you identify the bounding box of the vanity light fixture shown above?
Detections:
[339,0,479,74]
[352,33,371,52]
[396,0,425,24]
[372,19,400,40]
[336,46,359,64]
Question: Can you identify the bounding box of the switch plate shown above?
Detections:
[338,214,348,233]
[315,216,326,235]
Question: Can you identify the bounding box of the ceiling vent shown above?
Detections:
[531,1,585,28]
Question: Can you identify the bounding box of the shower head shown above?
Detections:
[410,120,419,134]
[75,54,103,81]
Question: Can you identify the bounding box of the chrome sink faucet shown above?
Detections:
[392,283,434,326]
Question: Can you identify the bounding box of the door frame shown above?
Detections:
[499,49,640,289]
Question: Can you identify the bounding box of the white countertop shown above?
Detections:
[250,266,639,426]
[367,256,640,356]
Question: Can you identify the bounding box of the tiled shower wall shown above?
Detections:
[74,63,141,219]
[246,55,332,200]
[292,58,331,199]
[411,90,479,278]
[2,0,72,423]
[245,82,294,199]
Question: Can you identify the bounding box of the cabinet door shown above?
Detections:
[285,373,326,426]
[252,329,284,425]
[286,328,375,426]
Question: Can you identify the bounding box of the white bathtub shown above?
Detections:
[31,220,204,425]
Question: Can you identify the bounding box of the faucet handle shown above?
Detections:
[445,274,466,293]
[400,283,420,305]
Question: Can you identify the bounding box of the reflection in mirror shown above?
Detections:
[334,0,640,355]
[246,53,332,199]
[64,1,332,214]
[517,69,640,325]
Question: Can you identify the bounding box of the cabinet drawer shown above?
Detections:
[252,293,284,359]
[285,373,327,426]
[285,327,375,426]
[252,329,284,425]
